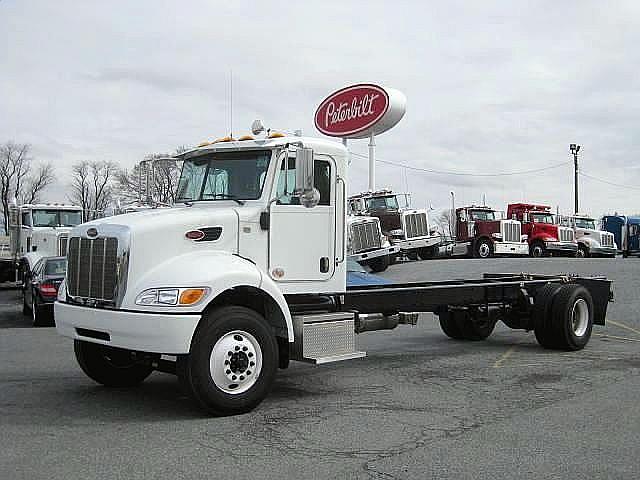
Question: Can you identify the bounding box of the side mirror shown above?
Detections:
[522,212,529,223]
[295,147,320,208]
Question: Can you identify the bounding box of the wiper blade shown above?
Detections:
[214,194,245,205]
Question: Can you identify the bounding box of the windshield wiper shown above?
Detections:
[213,194,245,206]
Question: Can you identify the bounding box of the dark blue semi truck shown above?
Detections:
[602,215,640,257]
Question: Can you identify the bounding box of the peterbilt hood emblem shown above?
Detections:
[86,227,98,238]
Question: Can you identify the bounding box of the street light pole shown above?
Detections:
[569,144,581,213]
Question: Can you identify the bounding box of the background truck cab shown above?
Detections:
[558,214,616,258]
[507,203,577,257]
[452,205,528,258]
[348,189,440,260]
[346,213,399,272]
[602,215,640,257]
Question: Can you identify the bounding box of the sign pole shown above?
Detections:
[368,131,376,191]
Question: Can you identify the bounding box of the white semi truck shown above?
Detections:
[0,204,83,283]
[558,214,617,258]
[55,132,612,416]
[346,214,399,272]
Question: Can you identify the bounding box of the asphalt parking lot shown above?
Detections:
[1,257,639,479]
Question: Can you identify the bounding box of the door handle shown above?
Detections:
[320,257,330,273]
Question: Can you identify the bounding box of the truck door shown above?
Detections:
[268,153,336,282]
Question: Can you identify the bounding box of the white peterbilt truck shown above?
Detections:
[346,213,399,272]
[348,189,441,260]
[55,132,612,416]
[558,214,617,258]
[0,203,83,283]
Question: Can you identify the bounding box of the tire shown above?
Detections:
[181,306,278,416]
[532,283,564,348]
[417,247,435,260]
[475,239,493,259]
[438,310,465,340]
[455,310,497,340]
[406,251,419,261]
[577,245,589,258]
[548,284,594,351]
[22,293,30,316]
[530,242,546,258]
[74,340,154,387]
[368,255,390,273]
[32,296,43,327]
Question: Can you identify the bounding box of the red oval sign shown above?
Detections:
[314,84,389,138]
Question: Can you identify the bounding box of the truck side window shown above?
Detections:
[314,160,331,206]
[276,158,298,205]
[21,212,31,227]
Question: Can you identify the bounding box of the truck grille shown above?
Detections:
[600,232,614,247]
[559,227,574,243]
[58,235,68,257]
[404,212,429,239]
[350,221,382,253]
[66,236,119,302]
[501,221,521,243]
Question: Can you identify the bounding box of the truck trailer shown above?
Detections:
[55,133,612,416]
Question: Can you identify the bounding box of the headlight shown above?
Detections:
[491,233,502,239]
[57,280,66,302]
[389,229,404,236]
[135,287,210,306]
[520,234,528,242]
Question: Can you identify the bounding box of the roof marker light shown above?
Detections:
[197,141,211,147]
[238,135,254,141]
[268,132,285,138]
[212,136,235,144]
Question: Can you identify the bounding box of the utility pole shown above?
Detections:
[569,144,581,213]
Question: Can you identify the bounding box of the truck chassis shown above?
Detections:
[67,272,611,415]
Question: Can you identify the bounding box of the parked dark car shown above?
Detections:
[23,256,66,326]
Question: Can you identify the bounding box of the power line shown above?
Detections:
[348,151,571,177]
[579,171,640,191]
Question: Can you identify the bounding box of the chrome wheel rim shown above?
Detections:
[577,248,585,258]
[571,298,589,337]
[478,243,491,258]
[210,330,262,395]
[532,246,543,257]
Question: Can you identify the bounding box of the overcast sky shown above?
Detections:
[1,1,639,216]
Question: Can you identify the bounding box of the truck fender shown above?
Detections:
[128,251,293,342]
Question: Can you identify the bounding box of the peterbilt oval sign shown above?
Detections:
[314,84,406,139]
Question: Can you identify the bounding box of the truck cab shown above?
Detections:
[602,215,640,257]
[348,189,440,260]
[346,210,399,272]
[1,204,83,282]
[506,203,577,257]
[453,205,528,258]
[558,214,616,258]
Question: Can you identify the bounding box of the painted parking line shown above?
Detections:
[493,345,517,368]
[594,333,640,343]
[607,320,640,337]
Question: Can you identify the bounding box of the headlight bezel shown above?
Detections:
[135,287,210,307]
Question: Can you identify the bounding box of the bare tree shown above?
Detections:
[437,209,455,239]
[0,141,56,233]
[69,160,118,221]
[115,149,183,206]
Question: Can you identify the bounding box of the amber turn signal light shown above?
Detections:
[178,288,207,305]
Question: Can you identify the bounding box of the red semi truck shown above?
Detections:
[507,203,577,257]
[451,205,529,258]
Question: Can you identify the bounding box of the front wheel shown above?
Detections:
[576,245,589,258]
[368,255,390,273]
[74,340,154,387]
[181,306,278,416]
[530,242,546,258]
[475,239,493,259]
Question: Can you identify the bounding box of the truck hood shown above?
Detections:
[531,223,559,241]
[475,220,501,236]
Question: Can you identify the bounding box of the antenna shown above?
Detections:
[229,70,233,138]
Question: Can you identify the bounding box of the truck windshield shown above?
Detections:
[44,258,66,276]
[176,151,270,202]
[32,210,82,227]
[574,218,596,229]
[530,213,554,224]
[469,210,496,221]
[366,196,399,210]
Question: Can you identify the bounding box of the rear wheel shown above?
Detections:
[532,283,563,348]
[74,340,154,387]
[438,310,465,340]
[438,309,496,340]
[181,306,278,416]
[368,255,390,273]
